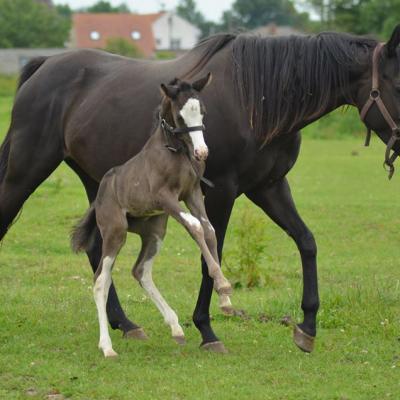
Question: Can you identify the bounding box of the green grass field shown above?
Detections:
[0,95,399,399]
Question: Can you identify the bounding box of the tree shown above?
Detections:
[230,0,305,29]
[0,0,70,48]
[104,38,143,58]
[87,1,130,13]
[304,0,400,37]
[176,0,213,38]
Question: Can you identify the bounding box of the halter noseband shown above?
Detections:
[159,115,214,188]
[360,42,400,179]
[160,117,205,137]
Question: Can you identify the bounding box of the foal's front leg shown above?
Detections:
[186,185,234,314]
[160,195,232,296]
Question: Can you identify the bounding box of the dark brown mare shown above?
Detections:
[1,25,400,353]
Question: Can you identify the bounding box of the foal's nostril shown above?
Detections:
[195,148,208,160]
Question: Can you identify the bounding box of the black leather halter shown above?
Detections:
[159,116,214,188]
[360,43,400,179]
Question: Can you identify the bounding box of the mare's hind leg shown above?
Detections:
[94,204,128,357]
[65,159,143,338]
[129,215,185,344]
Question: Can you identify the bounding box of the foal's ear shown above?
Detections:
[192,73,212,92]
[160,83,179,99]
[386,24,400,58]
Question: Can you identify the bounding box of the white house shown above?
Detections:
[152,11,201,51]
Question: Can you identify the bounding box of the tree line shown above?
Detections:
[0,0,398,49]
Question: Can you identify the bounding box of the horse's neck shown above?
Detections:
[298,52,371,130]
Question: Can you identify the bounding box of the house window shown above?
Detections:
[155,38,162,46]
[170,39,181,50]
[90,31,100,41]
[131,31,141,40]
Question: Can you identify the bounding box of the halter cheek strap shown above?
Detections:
[159,116,214,188]
[359,43,400,179]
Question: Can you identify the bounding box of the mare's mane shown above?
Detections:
[182,31,378,142]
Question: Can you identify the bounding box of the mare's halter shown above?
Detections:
[360,42,400,179]
[159,115,214,188]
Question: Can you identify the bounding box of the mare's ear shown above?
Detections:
[386,24,400,58]
[192,73,212,92]
[160,83,179,99]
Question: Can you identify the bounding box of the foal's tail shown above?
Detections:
[71,205,97,253]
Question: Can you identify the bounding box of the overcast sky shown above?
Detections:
[53,0,235,23]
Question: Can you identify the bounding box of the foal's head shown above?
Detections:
[160,73,212,161]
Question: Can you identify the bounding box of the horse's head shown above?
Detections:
[355,24,400,177]
[160,73,212,161]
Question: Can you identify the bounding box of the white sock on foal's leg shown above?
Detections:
[93,256,118,357]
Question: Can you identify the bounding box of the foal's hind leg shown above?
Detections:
[66,159,143,338]
[130,215,185,344]
[94,206,128,357]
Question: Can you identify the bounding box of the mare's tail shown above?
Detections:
[71,205,97,253]
[0,57,49,239]
[0,57,48,185]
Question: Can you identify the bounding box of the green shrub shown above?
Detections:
[303,106,365,139]
[0,74,17,97]
[225,207,270,288]
[104,37,144,58]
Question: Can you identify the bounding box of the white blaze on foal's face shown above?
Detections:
[179,98,208,160]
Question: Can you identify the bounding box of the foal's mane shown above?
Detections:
[183,31,378,143]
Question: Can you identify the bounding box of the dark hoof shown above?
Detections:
[200,341,228,354]
[173,336,186,345]
[123,327,148,340]
[293,325,315,353]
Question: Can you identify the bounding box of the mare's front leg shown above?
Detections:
[129,215,186,344]
[186,185,234,314]
[246,177,319,353]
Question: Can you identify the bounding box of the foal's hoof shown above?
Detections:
[173,335,186,345]
[123,327,148,340]
[220,305,235,316]
[104,349,118,358]
[215,281,233,296]
[200,341,228,354]
[293,325,315,353]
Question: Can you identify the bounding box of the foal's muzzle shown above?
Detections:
[194,146,209,161]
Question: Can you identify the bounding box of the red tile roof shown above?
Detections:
[72,13,164,57]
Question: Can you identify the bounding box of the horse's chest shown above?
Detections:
[237,132,301,192]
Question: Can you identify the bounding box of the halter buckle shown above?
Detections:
[370,89,380,99]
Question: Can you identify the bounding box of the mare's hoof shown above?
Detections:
[104,349,118,358]
[173,336,186,345]
[200,341,228,354]
[123,327,148,340]
[293,325,315,353]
